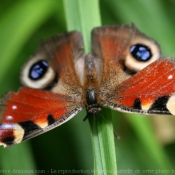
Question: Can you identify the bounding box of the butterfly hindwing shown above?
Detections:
[91,24,161,87]
[20,31,85,94]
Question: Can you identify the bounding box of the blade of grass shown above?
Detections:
[64,0,101,52]
[64,1,117,174]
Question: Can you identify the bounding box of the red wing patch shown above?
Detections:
[0,87,82,147]
[2,88,69,123]
[103,58,175,114]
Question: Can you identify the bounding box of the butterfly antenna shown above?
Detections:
[83,113,90,121]
[98,112,120,140]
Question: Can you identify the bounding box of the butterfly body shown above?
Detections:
[1,24,175,147]
[83,54,101,114]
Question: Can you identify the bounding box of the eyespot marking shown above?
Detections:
[21,57,56,89]
[29,60,48,80]
[130,44,152,62]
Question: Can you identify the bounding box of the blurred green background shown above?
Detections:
[0,0,175,175]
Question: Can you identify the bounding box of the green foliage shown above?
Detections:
[0,0,175,175]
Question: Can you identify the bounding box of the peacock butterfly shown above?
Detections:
[0,24,175,147]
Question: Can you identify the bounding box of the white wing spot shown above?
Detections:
[1,123,13,129]
[6,115,13,120]
[168,75,173,80]
[12,105,17,110]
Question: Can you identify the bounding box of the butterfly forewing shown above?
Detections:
[105,58,175,115]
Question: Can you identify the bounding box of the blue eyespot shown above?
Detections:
[29,60,48,80]
[130,44,152,61]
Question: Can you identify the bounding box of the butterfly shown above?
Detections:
[0,24,175,148]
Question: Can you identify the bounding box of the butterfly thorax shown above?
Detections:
[86,87,101,114]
